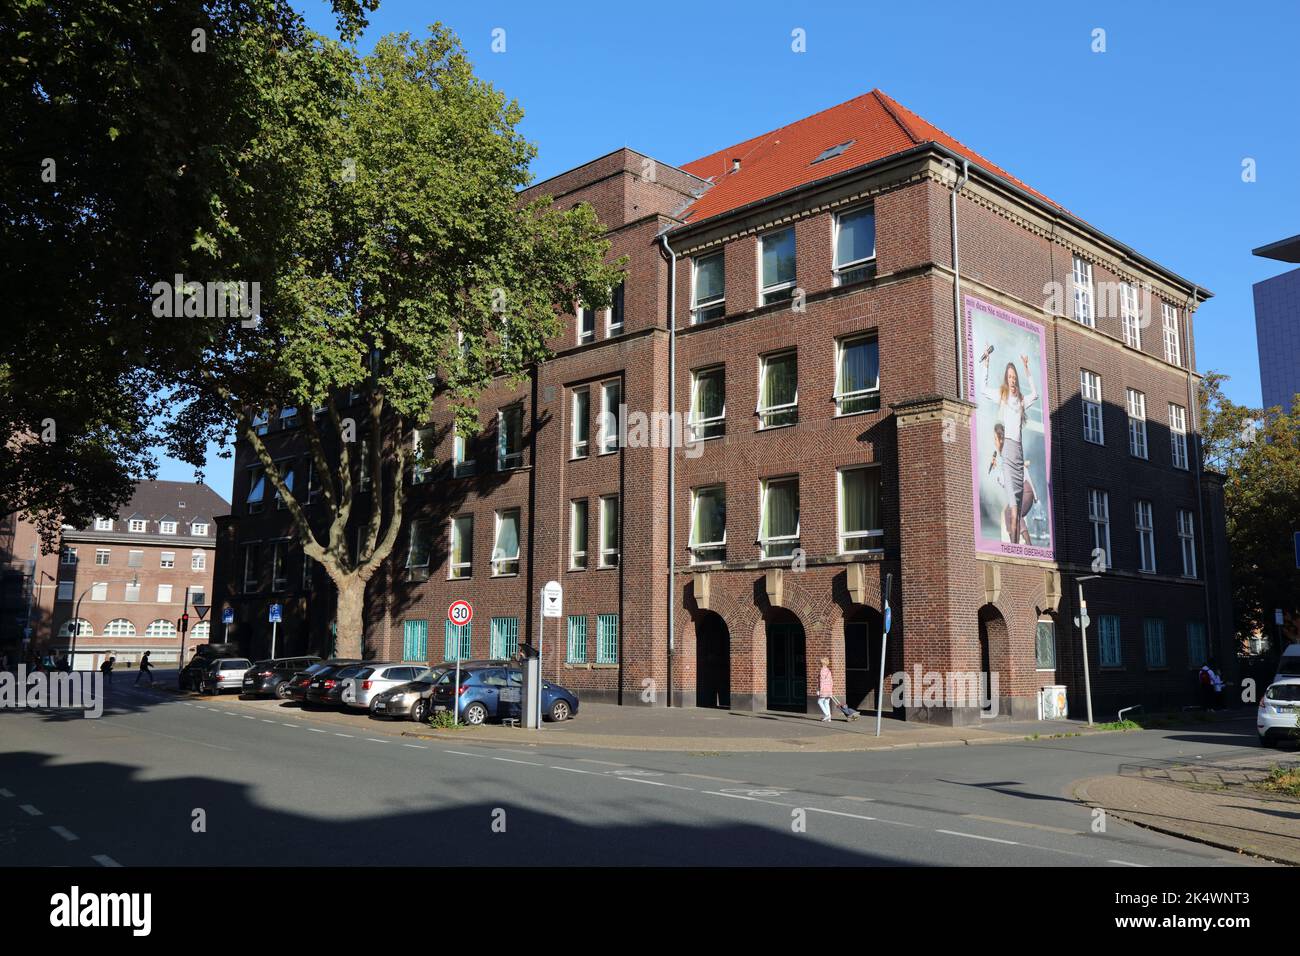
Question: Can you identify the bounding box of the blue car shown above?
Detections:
[432,665,579,724]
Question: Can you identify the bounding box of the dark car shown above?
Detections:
[304,662,369,708]
[431,665,579,725]
[180,643,241,691]
[284,659,359,703]
[241,655,321,699]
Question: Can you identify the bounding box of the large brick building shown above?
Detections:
[213,90,1232,723]
[1,481,227,669]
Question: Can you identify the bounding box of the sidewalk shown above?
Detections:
[1074,746,1300,865]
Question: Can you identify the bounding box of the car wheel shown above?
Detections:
[463,702,488,726]
[274,681,292,701]
[411,700,428,723]
[549,699,571,722]
[1259,733,1276,747]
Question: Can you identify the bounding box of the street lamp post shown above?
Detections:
[70,573,137,670]
[1076,574,1100,726]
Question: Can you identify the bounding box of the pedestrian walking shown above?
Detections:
[100,654,116,686]
[817,657,834,722]
[135,651,154,686]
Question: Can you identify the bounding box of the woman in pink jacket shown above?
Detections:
[817,658,834,722]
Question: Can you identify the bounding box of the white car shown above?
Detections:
[199,658,253,696]
[1257,679,1300,746]
[1273,643,1300,686]
[342,663,434,711]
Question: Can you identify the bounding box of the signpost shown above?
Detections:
[875,573,893,737]
[268,603,282,659]
[529,582,562,731]
[1075,576,1099,726]
[221,606,234,643]
[448,601,473,725]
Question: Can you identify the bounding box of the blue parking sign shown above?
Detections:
[222,607,234,625]
[1294,531,1300,570]
[268,603,282,623]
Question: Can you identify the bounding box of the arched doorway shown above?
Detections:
[977,605,1006,716]
[844,607,884,710]
[695,612,730,709]
[765,610,806,713]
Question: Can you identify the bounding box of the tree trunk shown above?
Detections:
[334,575,367,658]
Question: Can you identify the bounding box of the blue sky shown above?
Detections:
[157,0,1299,499]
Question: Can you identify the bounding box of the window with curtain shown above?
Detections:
[1098,615,1122,667]
[834,206,876,284]
[449,515,473,579]
[571,388,590,458]
[835,336,880,414]
[758,351,798,428]
[1143,618,1166,668]
[600,380,621,454]
[493,509,521,576]
[1127,389,1148,459]
[838,467,882,552]
[498,404,523,470]
[690,366,726,440]
[570,500,588,570]
[692,252,725,322]
[608,282,625,335]
[1186,621,1207,669]
[578,305,596,344]
[406,519,432,568]
[690,486,726,563]
[760,228,796,304]
[599,496,620,567]
[760,477,799,558]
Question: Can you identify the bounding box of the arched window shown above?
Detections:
[145,619,177,638]
[57,619,93,638]
[104,619,136,638]
[190,621,210,641]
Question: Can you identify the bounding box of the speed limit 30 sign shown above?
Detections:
[448,600,473,627]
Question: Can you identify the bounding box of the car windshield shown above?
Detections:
[1279,659,1300,676]
[303,662,330,676]
[224,659,251,669]
[1267,684,1300,702]
[334,664,366,679]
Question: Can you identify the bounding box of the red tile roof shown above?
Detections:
[677,89,1063,226]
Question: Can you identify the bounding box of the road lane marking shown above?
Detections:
[549,766,602,775]
[576,758,626,766]
[241,715,256,720]
[308,728,327,733]
[445,750,489,757]
[401,744,426,750]
[962,813,1081,835]
[805,806,876,821]
[493,757,543,766]
[93,855,121,867]
[334,733,354,738]
[840,795,874,802]
[679,773,746,784]
[1109,859,1147,867]
[0,789,12,798]
[50,826,79,841]
[702,791,793,808]
[19,804,42,816]
[618,778,693,790]
[364,738,389,744]
[936,829,1018,845]
[261,719,278,724]
[281,723,300,728]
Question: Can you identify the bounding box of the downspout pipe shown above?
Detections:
[1183,292,1216,654]
[950,159,970,398]
[659,230,677,707]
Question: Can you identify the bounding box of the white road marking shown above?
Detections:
[679,773,746,784]
[1108,859,1147,867]
[492,757,543,766]
[936,829,1018,845]
[261,719,277,724]
[364,738,389,744]
[804,806,876,822]
[401,744,426,750]
[334,733,353,738]
[840,795,874,802]
[445,750,488,757]
[549,766,602,775]
[575,758,625,766]
[50,826,79,841]
[618,777,693,790]
[308,728,327,734]
[19,804,42,816]
[0,789,12,798]
[241,715,256,720]
[281,723,300,728]
[93,855,121,868]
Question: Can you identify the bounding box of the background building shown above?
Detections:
[1252,233,1300,411]
[1,481,228,670]
[215,91,1232,723]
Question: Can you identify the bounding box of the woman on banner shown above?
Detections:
[981,350,1038,545]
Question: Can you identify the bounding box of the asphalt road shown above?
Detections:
[0,677,1269,867]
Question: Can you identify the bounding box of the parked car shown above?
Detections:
[369,666,454,722]
[283,659,359,703]
[304,662,370,708]
[342,663,434,711]
[196,658,254,696]
[1273,643,1300,685]
[242,656,321,699]
[180,643,241,690]
[1257,679,1300,746]
[431,665,579,725]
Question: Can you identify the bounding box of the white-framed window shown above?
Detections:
[449,515,473,579]
[129,517,147,533]
[159,551,175,569]
[273,465,295,509]
[492,508,521,576]
[246,466,266,514]
[497,403,524,470]
[689,485,727,564]
[56,580,73,602]
[1098,615,1122,667]
[570,499,588,571]
[127,549,143,568]
[691,252,725,323]
[124,581,141,602]
[838,466,883,553]
[833,205,876,285]
[192,621,210,641]
[59,619,92,638]
[759,476,800,559]
[157,584,173,604]
[1087,489,1111,570]
[1169,404,1189,469]
[160,520,176,534]
[1177,508,1197,578]
[270,541,288,592]
[1126,388,1148,459]
[1081,370,1104,444]
[759,228,796,305]
[104,619,135,638]
[91,581,107,602]
[1135,500,1156,573]
[190,521,209,536]
[607,282,625,336]
[599,495,620,568]
[252,409,270,435]
[599,379,621,454]
[1120,282,1142,349]
[191,550,206,571]
[452,429,476,478]
[94,516,114,531]
[577,305,597,345]
[357,439,370,492]
[95,548,110,566]
[689,366,726,441]
[411,428,434,484]
[571,387,590,459]
[406,518,432,569]
[242,543,259,593]
[1035,619,1057,670]
[280,405,299,428]
[757,350,798,428]
[146,619,176,638]
[835,335,880,415]
[1161,302,1181,366]
[1071,256,1094,327]
[61,546,77,565]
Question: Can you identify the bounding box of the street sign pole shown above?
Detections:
[447,601,473,727]
[875,572,893,738]
[1076,578,1097,726]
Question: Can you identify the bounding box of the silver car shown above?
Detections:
[199,658,253,695]
[342,663,434,710]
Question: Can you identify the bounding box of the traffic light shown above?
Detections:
[179,612,189,634]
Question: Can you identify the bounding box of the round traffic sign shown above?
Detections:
[448,600,473,626]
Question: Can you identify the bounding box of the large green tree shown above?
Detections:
[0,0,372,546]
[165,28,623,656]
[1200,372,1300,642]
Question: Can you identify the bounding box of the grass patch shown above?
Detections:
[427,710,472,730]
[1257,765,1300,800]
[1093,719,1145,732]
